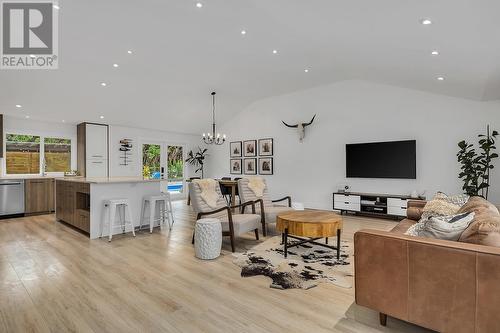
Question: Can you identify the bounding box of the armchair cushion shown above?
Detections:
[220,214,261,236]
[237,178,273,208]
[189,181,228,220]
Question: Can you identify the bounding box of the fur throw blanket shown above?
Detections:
[193,179,219,208]
[248,177,266,197]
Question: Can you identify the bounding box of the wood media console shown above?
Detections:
[332,191,425,219]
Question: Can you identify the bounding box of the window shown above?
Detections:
[44,137,71,172]
[142,144,161,179]
[5,134,72,175]
[6,134,41,174]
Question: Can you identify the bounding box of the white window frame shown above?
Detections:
[3,129,77,177]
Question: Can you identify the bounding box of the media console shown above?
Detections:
[332,191,425,219]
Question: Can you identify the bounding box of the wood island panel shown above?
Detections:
[56,179,90,233]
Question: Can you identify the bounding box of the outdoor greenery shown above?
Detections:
[167,146,184,180]
[185,147,207,178]
[457,125,498,199]
[142,144,161,178]
[142,144,184,180]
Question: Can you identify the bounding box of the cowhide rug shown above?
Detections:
[233,236,353,290]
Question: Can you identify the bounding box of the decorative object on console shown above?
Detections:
[243,158,257,175]
[233,236,352,290]
[282,114,316,142]
[258,138,273,156]
[457,125,498,199]
[230,159,242,174]
[201,92,226,145]
[185,147,208,178]
[230,141,242,157]
[119,139,133,166]
[243,140,257,157]
[258,157,273,175]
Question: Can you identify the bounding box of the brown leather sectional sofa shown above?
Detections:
[354,198,500,333]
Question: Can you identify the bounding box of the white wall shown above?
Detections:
[1,116,205,180]
[207,80,500,208]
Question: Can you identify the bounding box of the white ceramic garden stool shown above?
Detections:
[140,195,173,233]
[101,198,136,242]
[194,218,222,260]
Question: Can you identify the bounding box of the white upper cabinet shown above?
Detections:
[86,124,108,159]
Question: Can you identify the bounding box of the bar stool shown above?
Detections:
[101,198,136,242]
[140,194,174,233]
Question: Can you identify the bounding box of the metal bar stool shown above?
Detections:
[101,198,136,242]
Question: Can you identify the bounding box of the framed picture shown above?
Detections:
[258,138,273,156]
[243,140,257,157]
[244,158,257,175]
[230,141,242,157]
[259,157,274,175]
[230,159,242,174]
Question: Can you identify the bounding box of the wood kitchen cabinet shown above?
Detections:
[56,180,90,233]
[25,179,55,214]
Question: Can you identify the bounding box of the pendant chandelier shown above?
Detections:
[202,91,226,145]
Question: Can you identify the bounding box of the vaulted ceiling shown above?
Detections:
[2,0,499,134]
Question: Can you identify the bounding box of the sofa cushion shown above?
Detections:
[390,219,417,234]
[405,212,475,241]
[458,197,500,247]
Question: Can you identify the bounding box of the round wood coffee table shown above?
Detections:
[276,210,343,259]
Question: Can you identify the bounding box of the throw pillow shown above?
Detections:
[420,194,462,221]
[405,212,475,241]
[435,192,469,207]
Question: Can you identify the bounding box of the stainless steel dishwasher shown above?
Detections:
[0,179,25,216]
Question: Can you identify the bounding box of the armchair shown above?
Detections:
[189,181,262,252]
[237,178,293,236]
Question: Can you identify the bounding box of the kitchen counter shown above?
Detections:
[56,176,164,184]
[0,175,57,180]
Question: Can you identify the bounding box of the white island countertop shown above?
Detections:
[56,176,164,184]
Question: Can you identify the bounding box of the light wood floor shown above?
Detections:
[0,201,432,333]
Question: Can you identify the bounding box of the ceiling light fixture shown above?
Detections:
[196,2,203,8]
[202,92,226,145]
[100,115,105,119]
[437,76,445,81]
[431,50,439,55]
[25,115,30,119]
[62,120,65,123]
[241,30,246,35]
[113,63,119,68]
[15,104,22,108]
[272,49,278,54]
[53,4,60,9]
[304,69,309,73]
[127,50,132,54]
[421,18,432,25]
[101,82,107,86]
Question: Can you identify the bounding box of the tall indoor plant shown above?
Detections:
[457,125,498,199]
[185,147,208,178]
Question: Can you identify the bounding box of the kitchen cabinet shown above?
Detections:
[56,180,90,233]
[25,179,54,214]
[77,123,109,177]
[0,114,3,158]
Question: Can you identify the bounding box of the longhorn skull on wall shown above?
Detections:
[282,114,316,142]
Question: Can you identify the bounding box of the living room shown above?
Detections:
[1,1,500,333]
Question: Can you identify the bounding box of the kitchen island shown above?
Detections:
[56,177,165,239]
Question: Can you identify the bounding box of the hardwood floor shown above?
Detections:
[0,201,432,333]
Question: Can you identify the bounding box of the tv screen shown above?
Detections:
[346,140,416,179]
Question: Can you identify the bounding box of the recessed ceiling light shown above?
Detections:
[53,4,59,10]
[421,18,432,25]
[127,50,132,54]
[101,82,107,87]
[113,63,119,68]
[15,104,22,108]
[272,49,278,54]
[62,120,65,123]
[241,30,246,35]
[25,115,30,119]
[100,115,104,119]
[431,50,439,56]
[437,76,445,81]
[304,69,309,73]
[196,2,203,8]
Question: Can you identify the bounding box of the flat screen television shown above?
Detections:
[346,140,416,179]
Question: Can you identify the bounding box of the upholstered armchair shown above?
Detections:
[189,181,262,252]
[237,178,293,236]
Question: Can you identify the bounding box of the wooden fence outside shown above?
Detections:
[6,152,70,174]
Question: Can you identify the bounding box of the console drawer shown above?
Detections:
[334,194,361,205]
[387,197,408,208]
[334,201,361,212]
[387,205,407,217]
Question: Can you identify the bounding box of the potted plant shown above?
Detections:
[457,125,498,199]
[185,147,208,178]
